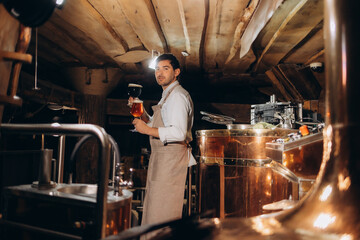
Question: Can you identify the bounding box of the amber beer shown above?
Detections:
[130,99,144,118]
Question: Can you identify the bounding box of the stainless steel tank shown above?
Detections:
[0,123,131,240]
[2,184,132,239]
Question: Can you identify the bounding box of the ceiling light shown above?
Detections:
[55,0,66,9]
[148,50,160,69]
[181,51,189,57]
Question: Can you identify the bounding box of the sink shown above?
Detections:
[57,184,98,195]
[55,184,131,202]
[4,183,133,237]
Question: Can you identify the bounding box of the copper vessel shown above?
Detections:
[196,128,298,218]
[196,128,297,162]
[265,132,323,179]
[195,0,360,238]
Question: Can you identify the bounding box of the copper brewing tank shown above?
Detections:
[194,0,360,238]
[196,128,298,218]
[197,128,297,162]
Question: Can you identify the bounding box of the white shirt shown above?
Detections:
[158,81,193,143]
[148,81,196,166]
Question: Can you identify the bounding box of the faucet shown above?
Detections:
[113,163,134,196]
[69,133,134,197]
[69,134,121,184]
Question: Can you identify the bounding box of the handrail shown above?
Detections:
[0,123,111,239]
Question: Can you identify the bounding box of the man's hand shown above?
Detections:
[132,118,148,134]
[132,118,159,138]
[129,98,150,123]
[128,96,134,107]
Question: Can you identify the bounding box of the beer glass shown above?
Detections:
[130,99,144,132]
[130,99,144,118]
[127,83,142,99]
[127,83,142,107]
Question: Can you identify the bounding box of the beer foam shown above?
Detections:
[128,83,143,88]
[133,99,143,103]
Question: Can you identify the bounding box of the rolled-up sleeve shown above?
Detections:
[158,92,190,143]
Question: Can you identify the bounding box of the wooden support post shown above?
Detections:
[76,94,106,183]
[0,6,21,122]
[0,25,32,108]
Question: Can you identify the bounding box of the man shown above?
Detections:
[131,53,196,227]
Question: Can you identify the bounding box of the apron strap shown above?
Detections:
[158,81,179,108]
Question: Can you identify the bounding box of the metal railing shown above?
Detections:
[0,123,111,239]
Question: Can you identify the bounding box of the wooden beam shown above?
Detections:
[116,0,167,53]
[284,21,324,64]
[265,64,322,103]
[223,48,256,73]
[181,0,205,72]
[176,0,191,54]
[238,0,283,58]
[225,0,259,64]
[265,69,293,101]
[0,51,32,64]
[87,0,143,50]
[254,0,300,50]
[304,49,325,66]
[88,0,153,64]
[50,0,129,63]
[31,32,81,66]
[150,0,202,67]
[0,8,20,121]
[19,72,82,109]
[203,0,250,71]
[39,19,116,67]
[274,65,304,101]
[254,0,324,73]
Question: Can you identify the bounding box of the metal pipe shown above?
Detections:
[0,219,82,240]
[57,135,66,183]
[187,166,192,216]
[0,123,111,239]
[112,151,116,187]
[36,148,54,189]
[108,134,121,187]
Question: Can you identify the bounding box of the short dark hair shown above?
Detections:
[155,53,180,70]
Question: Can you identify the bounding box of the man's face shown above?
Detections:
[155,60,180,89]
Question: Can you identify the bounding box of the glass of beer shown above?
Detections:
[130,99,144,118]
[130,99,144,132]
[127,83,142,99]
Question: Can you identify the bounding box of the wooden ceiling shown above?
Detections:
[23,0,325,104]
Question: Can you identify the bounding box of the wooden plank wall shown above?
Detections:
[0,6,21,122]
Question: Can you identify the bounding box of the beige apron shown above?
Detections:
[141,85,189,227]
